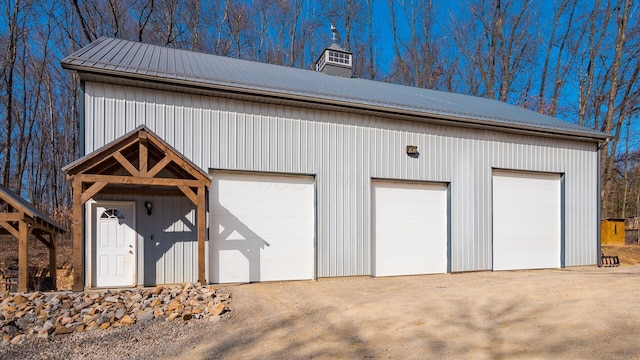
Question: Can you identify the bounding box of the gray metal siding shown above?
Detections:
[85,82,599,277]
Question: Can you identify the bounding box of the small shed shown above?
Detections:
[0,184,65,292]
[601,218,625,245]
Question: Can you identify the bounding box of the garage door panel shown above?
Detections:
[493,171,561,271]
[211,172,315,283]
[373,181,448,277]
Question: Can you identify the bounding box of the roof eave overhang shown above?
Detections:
[62,63,610,144]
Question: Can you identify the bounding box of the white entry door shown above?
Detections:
[372,180,448,277]
[94,202,136,287]
[493,171,561,270]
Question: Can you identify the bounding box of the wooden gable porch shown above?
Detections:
[63,125,211,291]
[0,184,65,292]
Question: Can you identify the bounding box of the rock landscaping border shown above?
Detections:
[0,283,230,345]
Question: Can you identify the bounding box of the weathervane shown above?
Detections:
[330,24,342,45]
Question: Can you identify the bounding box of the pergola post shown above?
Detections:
[197,184,206,284]
[72,180,84,292]
[18,220,29,293]
[49,233,57,282]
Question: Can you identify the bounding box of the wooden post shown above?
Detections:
[49,233,57,285]
[197,184,206,284]
[72,180,84,292]
[18,221,29,292]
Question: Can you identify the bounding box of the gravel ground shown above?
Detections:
[0,315,230,360]
[2,265,639,359]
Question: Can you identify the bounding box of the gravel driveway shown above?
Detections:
[3,265,640,359]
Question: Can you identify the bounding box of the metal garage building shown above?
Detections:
[62,37,607,288]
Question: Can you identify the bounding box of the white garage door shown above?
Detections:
[493,171,561,270]
[210,172,315,283]
[373,180,448,277]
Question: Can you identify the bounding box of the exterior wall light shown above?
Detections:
[145,201,153,216]
[406,145,419,158]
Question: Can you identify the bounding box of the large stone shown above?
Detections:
[54,323,74,335]
[2,322,19,337]
[12,294,27,304]
[114,307,126,320]
[104,296,119,303]
[120,314,135,325]
[37,328,50,339]
[10,334,25,345]
[58,316,73,326]
[153,308,164,318]
[209,303,226,316]
[96,315,110,325]
[166,312,179,321]
[74,300,94,311]
[60,300,73,310]
[167,299,182,312]
[41,320,55,334]
[16,315,35,329]
[136,310,154,323]
[151,286,164,295]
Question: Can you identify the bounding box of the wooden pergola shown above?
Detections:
[0,184,65,292]
[63,125,211,291]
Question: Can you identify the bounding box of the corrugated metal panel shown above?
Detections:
[85,82,598,277]
[64,37,607,140]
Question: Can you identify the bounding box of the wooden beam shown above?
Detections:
[197,184,206,285]
[18,221,29,292]
[75,174,203,187]
[147,155,171,177]
[98,187,185,197]
[81,181,108,204]
[113,151,140,177]
[49,233,57,286]
[24,216,64,235]
[66,137,140,178]
[72,180,84,292]
[0,212,23,222]
[0,220,20,239]
[178,185,198,205]
[147,136,210,182]
[139,138,148,177]
[34,233,53,249]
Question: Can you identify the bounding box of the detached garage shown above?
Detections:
[61,37,608,289]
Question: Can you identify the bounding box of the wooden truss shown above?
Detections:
[0,185,65,292]
[63,125,211,291]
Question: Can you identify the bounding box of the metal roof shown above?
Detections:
[61,37,607,141]
[0,184,66,233]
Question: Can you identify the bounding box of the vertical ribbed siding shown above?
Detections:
[85,82,599,277]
